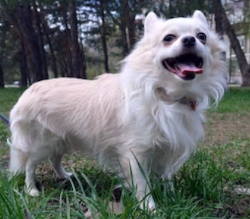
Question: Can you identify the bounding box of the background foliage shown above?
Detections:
[0,0,250,86]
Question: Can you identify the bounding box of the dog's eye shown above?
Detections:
[163,34,176,42]
[197,32,206,43]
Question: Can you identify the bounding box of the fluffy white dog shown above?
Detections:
[9,11,227,210]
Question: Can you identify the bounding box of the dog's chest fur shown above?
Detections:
[122,87,204,178]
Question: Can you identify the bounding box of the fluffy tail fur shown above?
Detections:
[9,146,27,174]
[8,121,28,174]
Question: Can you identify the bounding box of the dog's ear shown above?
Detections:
[144,12,158,34]
[192,10,208,26]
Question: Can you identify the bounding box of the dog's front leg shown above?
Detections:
[120,153,155,211]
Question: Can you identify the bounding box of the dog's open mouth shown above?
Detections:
[162,53,203,80]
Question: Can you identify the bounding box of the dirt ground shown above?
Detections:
[204,112,250,145]
[204,112,250,218]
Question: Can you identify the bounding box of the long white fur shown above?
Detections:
[9,11,227,210]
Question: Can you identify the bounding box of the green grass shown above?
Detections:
[0,87,250,218]
[214,87,250,114]
[0,88,26,115]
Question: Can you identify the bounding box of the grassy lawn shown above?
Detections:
[0,87,250,219]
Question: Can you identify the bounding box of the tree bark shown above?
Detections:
[69,0,87,78]
[16,3,45,83]
[61,2,73,77]
[19,41,29,87]
[100,0,109,72]
[241,66,250,87]
[39,4,58,78]
[0,24,5,88]
[213,0,226,61]
[120,0,129,56]
[0,57,4,88]
[218,0,250,86]
[119,0,140,56]
[32,0,48,80]
[213,0,224,37]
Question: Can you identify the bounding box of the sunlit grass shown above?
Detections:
[214,87,250,114]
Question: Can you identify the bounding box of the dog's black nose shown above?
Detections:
[182,36,195,47]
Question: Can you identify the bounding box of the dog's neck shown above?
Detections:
[156,87,198,111]
[177,96,198,111]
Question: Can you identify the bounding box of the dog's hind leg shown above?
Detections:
[25,158,40,196]
[51,154,73,179]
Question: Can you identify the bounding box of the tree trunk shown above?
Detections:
[39,4,58,78]
[120,0,129,56]
[58,59,68,77]
[19,41,29,87]
[119,0,138,56]
[16,3,45,83]
[213,0,226,61]
[61,2,73,77]
[213,0,224,37]
[218,0,250,86]
[69,0,87,78]
[32,0,48,80]
[79,43,87,79]
[0,28,5,88]
[127,13,136,50]
[241,66,250,86]
[0,57,4,88]
[100,0,109,72]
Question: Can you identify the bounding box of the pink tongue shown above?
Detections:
[177,63,203,77]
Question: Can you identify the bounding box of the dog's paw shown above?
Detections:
[65,172,73,178]
[139,195,156,212]
[149,204,156,214]
[58,172,73,179]
[147,199,156,213]
[28,188,40,197]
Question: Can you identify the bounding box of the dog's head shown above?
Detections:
[144,11,223,81]
[122,11,227,105]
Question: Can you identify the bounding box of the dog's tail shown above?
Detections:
[7,138,11,147]
[8,138,28,175]
[9,147,27,174]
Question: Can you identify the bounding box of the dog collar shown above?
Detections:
[177,97,198,111]
[156,88,198,111]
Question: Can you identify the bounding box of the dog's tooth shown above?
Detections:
[174,64,180,70]
[199,60,203,68]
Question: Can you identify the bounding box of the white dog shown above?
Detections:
[9,11,227,210]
